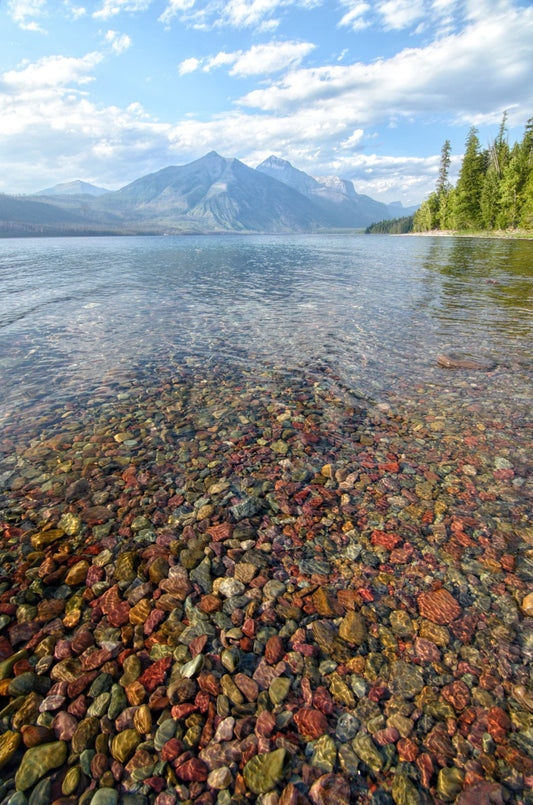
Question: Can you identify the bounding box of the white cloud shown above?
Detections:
[204,52,237,70]
[238,6,533,130]
[62,2,87,18]
[230,41,315,75]
[179,41,315,77]
[340,129,364,149]
[7,0,47,31]
[178,57,201,75]
[105,30,132,53]
[377,0,426,30]
[223,0,284,27]
[1,0,532,206]
[159,0,196,25]
[159,0,315,31]
[2,52,103,92]
[0,54,171,192]
[339,2,371,30]
[93,0,152,20]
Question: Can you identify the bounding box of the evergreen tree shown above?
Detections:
[413,116,532,234]
[437,139,452,196]
[498,143,522,228]
[480,112,509,228]
[436,139,452,228]
[413,192,439,231]
[518,117,533,226]
[453,127,485,230]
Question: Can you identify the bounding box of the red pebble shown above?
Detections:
[417,588,461,624]
[161,738,184,761]
[309,773,351,805]
[313,687,334,715]
[255,710,276,738]
[138,656,172,692]
[265,635,285,665]
[397,737,419,761]
[294,708,328,739]
[416,752,434,789]
[487,706,511,743]
[171,703,197,719]
[442,680,471,712]
[207,522,233,542]
[175,757,208,782]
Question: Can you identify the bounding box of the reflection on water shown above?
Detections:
[0,234,531,421]
[420,238,533,340]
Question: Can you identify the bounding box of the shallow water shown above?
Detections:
[0,234,531,420]
[0,234,532,804]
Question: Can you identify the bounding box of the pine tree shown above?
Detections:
[413,192,439,231]
[437,140,452,196]
[436,140,452,228]
[498,143,522,228]
[518,117,533,226]
[480,113,509,229]
[453,127,485,230]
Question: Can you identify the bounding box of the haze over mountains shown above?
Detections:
[0,152,417,237]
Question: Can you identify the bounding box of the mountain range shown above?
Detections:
[0,152,417,237]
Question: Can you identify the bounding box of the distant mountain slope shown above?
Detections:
[257,155,415,227]
[35,180,110,197]
[97,151,329,232]
[0,193,134,236]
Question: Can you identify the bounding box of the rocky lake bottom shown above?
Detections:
[0,350,531,805]
[0,233,532,805]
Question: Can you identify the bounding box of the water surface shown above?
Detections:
[0,234,531,421]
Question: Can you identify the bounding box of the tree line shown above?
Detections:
[365,215,414,234]
[414,115,533,232]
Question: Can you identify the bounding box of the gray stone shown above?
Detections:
[90,790,119,805]
[389,661,424,700]
[154,719,177,751]
[336,712,360,742]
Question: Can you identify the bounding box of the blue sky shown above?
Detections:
[1,0,532,205]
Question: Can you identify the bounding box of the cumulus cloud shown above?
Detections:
[1,52,103,93]
[0,53,171,192]
[7,0,47,31]
[66,5,88,19]
[178,57,201,75]
[239,6,533,128]
[104,30,132,53]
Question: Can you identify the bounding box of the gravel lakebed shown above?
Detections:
[0,359,531,805]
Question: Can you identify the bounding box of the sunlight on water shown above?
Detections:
[0,234,531,419]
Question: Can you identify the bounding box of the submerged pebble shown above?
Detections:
[0,359,531,805]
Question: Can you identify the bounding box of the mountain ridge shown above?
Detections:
[35,180,110,197]
[0,152,419,236]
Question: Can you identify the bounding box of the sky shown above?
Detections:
[1,0,532,205]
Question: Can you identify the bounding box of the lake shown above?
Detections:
[0,234,532,804]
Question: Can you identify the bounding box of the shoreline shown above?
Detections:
[401,228,533,240]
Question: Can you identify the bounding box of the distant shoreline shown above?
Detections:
[401,229,533,240]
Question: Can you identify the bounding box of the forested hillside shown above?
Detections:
[414,115,533,233]
[365,215,414,234]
